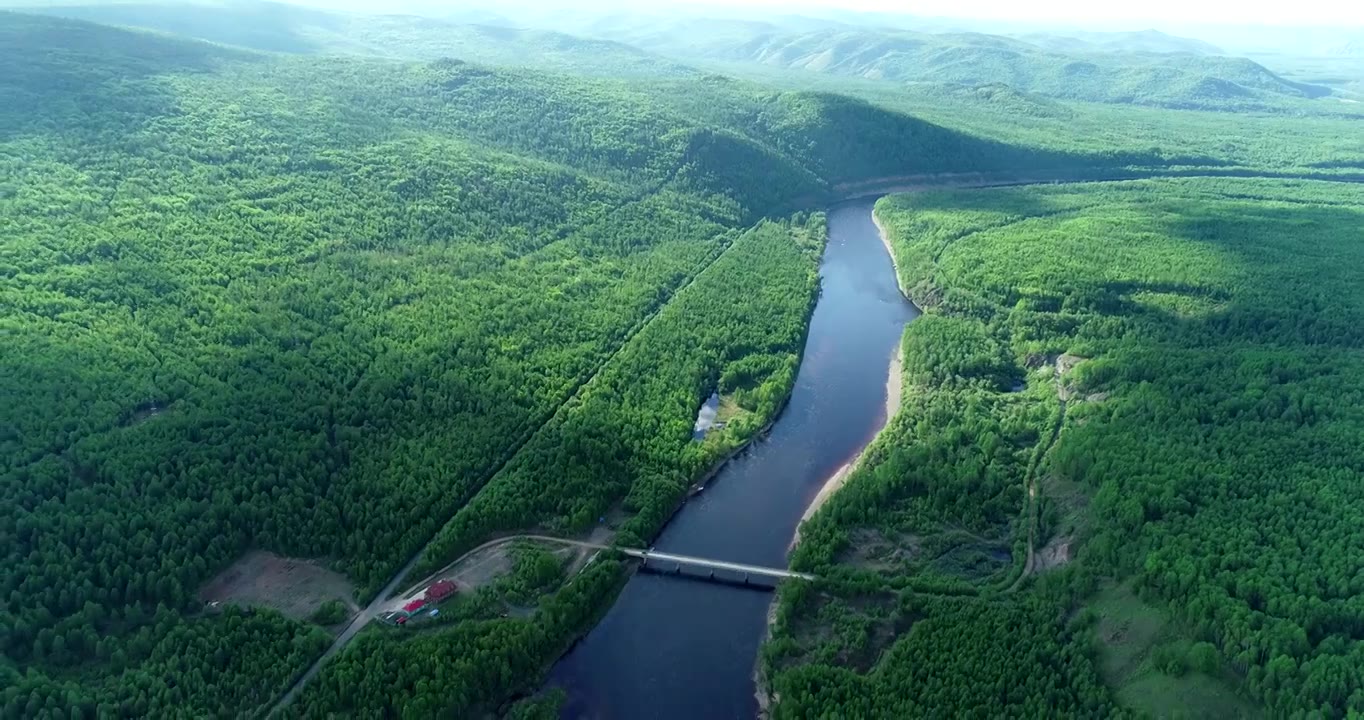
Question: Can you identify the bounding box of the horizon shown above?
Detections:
[655,0,1364,27]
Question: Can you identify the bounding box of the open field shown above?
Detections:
[1089,583,1261,719]
[199,551,359,623]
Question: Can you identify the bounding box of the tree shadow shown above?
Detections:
[0,12,260,141]
[1152,198,1364,349]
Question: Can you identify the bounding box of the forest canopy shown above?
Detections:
[0,11,1075,718]
[770,178,1364,718]
[5,4,1364,718]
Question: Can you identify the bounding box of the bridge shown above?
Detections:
[510,536,814,589]
[267,535,811,716]
[618,547,815,588]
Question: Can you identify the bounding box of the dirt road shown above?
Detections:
[266,549,426,717]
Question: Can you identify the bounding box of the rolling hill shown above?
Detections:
[14,0,698,76]
[565,19,1333,110]
[1014,29,1224,56]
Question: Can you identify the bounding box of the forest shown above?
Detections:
[291,215,826,717]
[5,2,1364,717]
[0,10,1065,718]
[769,178,1364,717]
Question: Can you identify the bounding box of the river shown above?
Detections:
[548,199,918,718]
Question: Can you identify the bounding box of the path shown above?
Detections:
[267,550,425,716]
[265,535,807,717]
[1007,357,1073,592]
[265,170,1363,716]
[263,220,772,718]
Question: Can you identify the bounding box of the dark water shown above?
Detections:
[549,200,918,719]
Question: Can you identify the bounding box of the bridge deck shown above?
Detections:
[510,535,816,582]
[620,548,815,581]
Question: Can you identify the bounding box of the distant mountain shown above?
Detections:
[15,0,699,76]
[600,22,1330,110]
[1014,29,1224,56]
[1329,40,1364,57]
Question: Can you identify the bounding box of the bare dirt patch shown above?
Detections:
[1056,353,1087,373]
[121,401,169,427]
[1055,353,1088,400]
[1035,535,1074,572]
[389,539,577,613]
[836,528,920,572]
[199,550,358,622]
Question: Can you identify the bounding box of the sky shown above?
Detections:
[666,0,1364,26]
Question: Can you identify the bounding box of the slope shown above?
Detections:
[17,0,698,77]
[1,11,1093,718]
[575,19,1332,111]
[1014,29,1224,56]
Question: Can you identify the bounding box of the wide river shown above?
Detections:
[548,199,918,718]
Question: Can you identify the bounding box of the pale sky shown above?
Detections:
[667,0,1364,27]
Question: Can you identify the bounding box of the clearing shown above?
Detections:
[198,550,358,623]
[1088,582,1260,719]
[387,536,595,616]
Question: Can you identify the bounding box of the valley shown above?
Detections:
[3,2,1364,718]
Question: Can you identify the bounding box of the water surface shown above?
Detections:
[549,200,917,718]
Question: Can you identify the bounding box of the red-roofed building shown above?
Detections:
[426,580,458,602]
[402,599,427,614]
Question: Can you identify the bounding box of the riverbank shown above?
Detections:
[792,344,903,539]
[757,200,914,716]
[792,205,910,541]
[871,207,909,300]
[757,342,905,715]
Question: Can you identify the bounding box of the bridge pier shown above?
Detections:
[626,547,815,589]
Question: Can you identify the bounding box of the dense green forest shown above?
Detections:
[17,1,1364,174]
[770,178,1364,717]
[6,2,1364,717]
[292,214,826,717]
[0,10,1082,718]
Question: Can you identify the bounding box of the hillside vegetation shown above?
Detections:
[7,3,1364,718]
[643,26,1329,110]
[0,11,1096,718]
[770,177,1364,717]
[21,0,699,77]
[1013,29,1224,56]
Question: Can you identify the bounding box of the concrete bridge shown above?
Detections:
[620,547,815,589]
[523,536,815,589]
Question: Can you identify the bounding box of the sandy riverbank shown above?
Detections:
[791,206,908,543]
[790,344,902,544]
[758,201,911,716]
[871,208,910,299]
[759,330,904,717]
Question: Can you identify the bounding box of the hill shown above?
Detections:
[15,0,698,76]
[571,20,1332,110]
[1,11,1093,717]
[1014,29,1224,55]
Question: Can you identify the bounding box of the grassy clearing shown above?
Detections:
[714,394,749,426]
[1088,583,1260,719]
